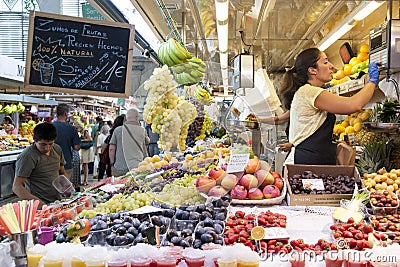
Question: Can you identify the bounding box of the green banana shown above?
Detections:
[191,69,204,79]
[169,38,188,62]
[168,50,182,66]
[157,43,166,64]
[190,57,206,67]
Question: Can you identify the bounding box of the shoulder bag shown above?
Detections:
[124,125,148,158]
[100,135,111,164]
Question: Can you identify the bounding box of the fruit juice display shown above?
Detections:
[324,251,343,267]
[217,258,237,267]
[27,253,43,267]
[184,255,205,267]
[165,246,183,264]
[71,258,86,267]
[288,253,305,267]
[130,257,151,267]
[155,255,177,267]
[85,260,105,267]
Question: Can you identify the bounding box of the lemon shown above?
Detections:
[341,120,349,128]
[358,112,370,121]
[345,126,355,134]
[335,125,345,134]
[152,155,161,162]
[251,226,265,241]
[353,122,362,132]
[185,154,193,161]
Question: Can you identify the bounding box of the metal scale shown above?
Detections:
[220,54,263,157]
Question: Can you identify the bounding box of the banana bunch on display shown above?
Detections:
[194,84,214,105]
[174,57,206,86]
[157,38,192,67]
[0,105,13,115]
[200,8,216,37]
[16,102,25,112]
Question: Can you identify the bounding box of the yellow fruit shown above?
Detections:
[358,112,370,121]
[349,117,356,126]
[340,132,345,140]
[185,154,193,161]
[152,155,161,162]
[343,64,353,76]
[335,125,345,134]
[357,52,369,62]
[353,122,362,132]
[341,120,349,128]
[336,69,346,80]
[349,57,361,67]
[360,44,369,53]
[345,126,355,134]
[353,118,362,125]
[153,162,162,169]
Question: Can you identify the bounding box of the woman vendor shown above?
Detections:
[2,116,17,135]
[278,48,380,165]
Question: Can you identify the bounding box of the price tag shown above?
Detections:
[226,153,250,173]
[128,205,165,215]
[99,184,118,193]
[301,179,325,190]
[263,227,290,240]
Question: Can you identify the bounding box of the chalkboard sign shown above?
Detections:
[24,11,134,98]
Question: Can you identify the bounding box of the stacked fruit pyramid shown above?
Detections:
[329,44,370,86]
[157,38,206,85]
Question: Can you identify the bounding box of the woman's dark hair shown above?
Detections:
[109,114,126,137]
[33,123,57,141]
[4,116,14,125]
[278,48,321,110]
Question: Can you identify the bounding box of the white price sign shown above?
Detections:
[226,153,250,173]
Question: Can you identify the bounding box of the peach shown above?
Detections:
[208,168,226,185]
[245,158,260,174]
[239,174,258,189]
[196,176,216,193]
[230,185,247,200]
[263,185,281,199]
[221,174,239,190]
[255,169,274,187]
[248,188,264,200]
[208,186,228,197]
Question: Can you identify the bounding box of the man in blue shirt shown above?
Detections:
[53,104,81,181]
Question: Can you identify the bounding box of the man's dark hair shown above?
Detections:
[56,104,70,117]
[95,116,103,123]
[33,123,57,141]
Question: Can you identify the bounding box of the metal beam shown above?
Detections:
[186,0,209,59]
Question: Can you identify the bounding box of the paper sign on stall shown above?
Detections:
[127,206,165,215]
[301,179,325,190]
[263,227,290,240]
[226,153,250,173]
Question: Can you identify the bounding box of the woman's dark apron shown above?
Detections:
[294,112,336,165]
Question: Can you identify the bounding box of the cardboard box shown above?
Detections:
[285,164,360,206]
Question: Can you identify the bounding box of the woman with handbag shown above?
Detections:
[79,126,94,185]
[97,125,110,180]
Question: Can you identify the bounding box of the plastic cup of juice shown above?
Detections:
[27,251,44,267]
[71,256,86,267]
[85,259,106,267]
[165,246,183,264]
[130,256,152,267]
[155,255,177,267]
[217,258,237,267]
[183,248,206,267]
[288,252,305,267]
[325,250,344,267]
[43,258,63,267]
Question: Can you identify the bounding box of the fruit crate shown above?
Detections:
[285,165,360,206]
[369,190,399,215]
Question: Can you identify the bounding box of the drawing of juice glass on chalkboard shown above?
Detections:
[39,62,54,84]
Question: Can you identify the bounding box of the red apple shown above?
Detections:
[262,185,281,199]
[274,177,284,191]
[248,188,264,200]
[208,168,226,185]
[271,171,282,179]
[255,169,274,187]
[208,186,228,197]
[245,158,260,174]
[230,185,248,200]
[196,176,216,193]
[239,174,258,189]
[221,173,239,190]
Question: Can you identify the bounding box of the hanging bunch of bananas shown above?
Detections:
[198,0,216,38]
[194,84,214,106]
[157,38,207,86]
[0,103,24,114]
[16,102,25,112]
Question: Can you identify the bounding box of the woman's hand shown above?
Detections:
[278,142,292,152]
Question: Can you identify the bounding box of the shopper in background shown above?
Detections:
[53,104,81,180]
[12,123,67,209]
[98,114,125,180]
[71,121,83,188]
[279,47,380,165]
[92,120,105,179]
[3,116,17,135]
[79,125,94,185]
[258,110,292,152]
[96,124,110,181]
[109,109,149,177]
[146,123,160,157]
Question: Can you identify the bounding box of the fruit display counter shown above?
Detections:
[0,148,23,199]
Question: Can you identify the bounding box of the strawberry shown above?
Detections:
[239,230,249,239]
[244,214,255,221]
[228,234,239,243]
[235,211,245,219]
[347,217,355,224]
[330,224,337,231]
[363,225,373,234]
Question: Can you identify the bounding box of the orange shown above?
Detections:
[336,69,345,80]
[343,64,353,76]
[357,52,369,62]
[349,57,361,67]
[360,44,369,53]
[251,226,265,240]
